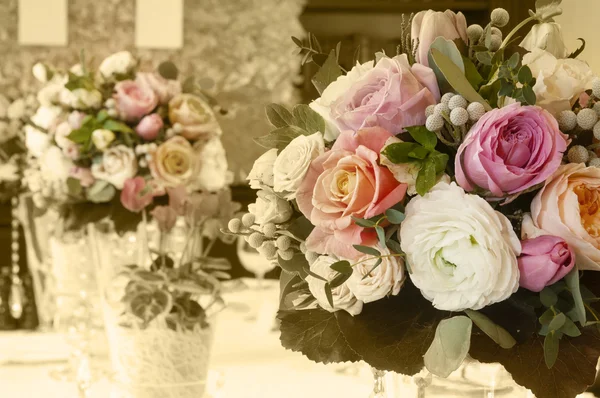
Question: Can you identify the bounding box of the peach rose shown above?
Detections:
[149,136,196,187]
[168,94,221,141]
[526,163,600,270]
[296,127,407,259]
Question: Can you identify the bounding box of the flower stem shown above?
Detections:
[351,253,404,268]
[501,16,536,49]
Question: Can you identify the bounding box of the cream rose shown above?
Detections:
[91,145,138,189]
[247,148,277,189]
[149,136,195,187]
[306,254,363,316]
[25,125,51,158]
[191,137,230,192]
[248,189,293,226]
[523,48,595,115]
[99,51,136,78]
[400,182,521,311]
[31,105,61,131]
[273,133,325,199]
[346,246,405,303]
[169,94,221,140]
[526,163,600,270]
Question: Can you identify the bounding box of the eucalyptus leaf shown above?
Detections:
[566,268,586,326]
[476,52,493,66]
[324,284,334,307]
[66,177,83,197]
[549,313,566,331]
[518,66,533,84]
[385,209,405,224]
[429,152,449,174]
[103,120,133,134]
[544,331,560,369]
[330,272,352,289]
[540,288,558,308]
[508,53,520,70]
[330,261,352,275]
[424,316,472,378]
[523,85,537,105]
[254,126,306,150]
[312,50,343,95]
[353,245,380,257]
[560,317,581,337]
[292,104,325,135]
[86,180,116,203]
[362,258,383,280]
[67,128,92,144]
[265,104,294,128]
[539,307,554,325]
[386,239,403,255]
[376,226,386,248]
[465,309,516,349]
[351,216,377,228]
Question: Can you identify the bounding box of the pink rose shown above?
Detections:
[411,10,468,68]
[113,80,158,122]
[456,104,568,197]
[68,111,86,129]
[136,73,181,105]
[120,177,154,213]
[70,167,95,188]
[168,94,221,141]
[518,235,575,292]
[150,205,178,232]
[297,127,408,259]
[135,114,163,141]
[525,164,600,270]
[321,55,439,135]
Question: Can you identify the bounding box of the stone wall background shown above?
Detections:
[0,0,305,181]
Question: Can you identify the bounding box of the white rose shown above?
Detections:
[36,74,68,106]
[520,22,568,59]
[91,129,116,151]
[39,146,74,182]
[248,190,293,226]
[0,163,19,182]
[31,105,62,131]
[25,125,51,158]
[306,255,363,316]
[54,122,72,149]
[346,246,405,303]
[400,182,521,311]
[523,48,595,115]
[191,137,231,192]
[7,99,26,120]
[273,132,325,199]
[247,148,277,189]
[309,60,374,141]
[60,88,102,110]
[32,62,49,83]
[381,136,421,195]
[99,51,136,78]
[91,145,138,189]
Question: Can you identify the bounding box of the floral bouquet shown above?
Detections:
[228,1,600,397]
[23,51,231,233]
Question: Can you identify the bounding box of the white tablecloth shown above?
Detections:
[0,279,373,398]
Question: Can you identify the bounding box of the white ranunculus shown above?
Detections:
[99,51,136,78]
[523,48,595,115]
[91,129,116,151]
[32,62,49,83]
[25,125,51,158]
[520,22,568,59]
[39,146,74,182]
[381,136,421,195]
[247,148,277,189]
[91,145,138,189]
[400,182,521,311]
[309,60,375,141]
[248,190,293,226]
[7,99,26,120]
[31,105,62,131]
[346,246,405,303]
[60,88,102,110]
[0,163,19,182]
[192,137,231,192]
[273,132,325,199]
[306,254,363,316]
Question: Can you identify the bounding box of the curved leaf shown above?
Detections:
[424,316,472,377]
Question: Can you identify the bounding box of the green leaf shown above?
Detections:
[568,38,586,59]
[291,36,303,48]
[429,152,449,174]
[86,180,116,203]
[476,51,493,66]
[381,142,420,164]
[464,309,516,349]
[362,258,383,280]
[549,313,566,331]
[312,50,343,95]
[96,109,109,122]
[351,216,376,228]
[406,126,437,150]
[523,85,537,105]
[330,272,352,288]
[415,158,437,196]
[508,52,521,70]
[278,252,310,277]
[265,104,294,128]
[544,331,560,369]
[408,145,430,160]
[67,127,92,144]
[287,216,314,241]
[292,104,326,135]
[330,260,352,275]
[431,48,492,111]
[64,72,95,91]
[560,317,581,337]
[566,269,586,326]
[157,61,179,80]
[306,268,328,282]
[424,316,472,378]
[540,288,558,307]
[462,56,484,90]
[103,120,134,134]
[427,38,464,93]
[518,65,533,84]
[499,80,514,97]
[386,239,403,255]
[324,284,334,308]
[353,245,380,257]
[254,126,306,151]
[384,209,405,224]
[375,226,386,248]
[539,307,555,325]
[66,177,83,197]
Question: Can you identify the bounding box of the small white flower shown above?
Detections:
[306,254,363,316]
[99,51,136,78]
[39,146,74,183]
[273,132,325,199]
[520,22,568,59]
[248,189,293,226]
[25,125,51,158]
[190,137,230,192]
[30,105,62,131]
[0,163,19,182]
[32,63,50,83]
[60,88,102,110]
[91,145,138,189]
[247,148,277,189]
[400,181,521,311]
[91,129,116,151]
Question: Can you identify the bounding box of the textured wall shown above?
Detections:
[0,0,305,181]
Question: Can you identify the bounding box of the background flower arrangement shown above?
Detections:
[23,51,231,233]
[228,0,600,396]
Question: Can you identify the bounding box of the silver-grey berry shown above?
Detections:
[577,108,598,130]
[558,110,577,131]
[426,115,444,132]
[450,108,469,126]
[568,145,590,164]
[448,95,467,110]
[241,213,256,228]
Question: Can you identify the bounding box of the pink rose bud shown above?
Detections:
[411,10,468,68]
[150,205,178,232]
[120,176,154,213]
[113,80,158,122]
[166,185,189,216]
[70,167,95,188]
[136,73,181,105]
[135,114,163,141]
[518,235,575,292]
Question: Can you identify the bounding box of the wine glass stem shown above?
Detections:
[256,272,265,290]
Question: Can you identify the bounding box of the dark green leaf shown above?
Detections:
[523,85,537,105]
[265,104,294,128]
[540,288,558,308]
[324,284,334,308]
[279,270,300,308]
[330,273,351,288]
[306,269,327,282]
[565,269,586,326]
[499,80,514,97]
[254,126,306,150]
[384,209,405,224]
[518,65,533,84]
[287,216,314,241]
[353,245,380,257]
[429,152,449,174]
[476,51,493,66]
[464,309,516,349]
[415,159,437,196]
[157,61,179,80]
[311,33,322,53]
[103,120,133,133]
[292,104,325,135]
[544,331,560,369]
[67,128,92,144]
[66,177,83,197]
[362,258,382,280]
[312,50,343,95]
[381,142,420,164]
[351,216,376,228]
[406,126,437,150]
[508,52,520,70]
[427,37,465,93]
[498,65,512,80]
[278,252,310,277]
[86,180,116,203]
[549,313,566,331]
[386,239,403,255]
[539,307,555,325]
[424,316,472,378]
[462,56,484,90]
[182,76,196,93]
[568,38,586,59]
[408,145,430,160]
[375,226,386,248]
[291,36,303,48]
[96,110,109,122]
[330,261,352,275]
[560,317,581,337]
